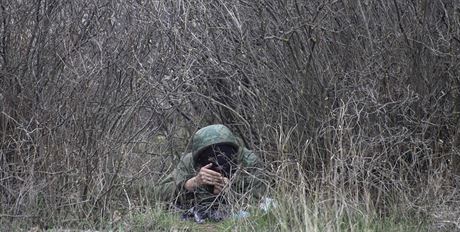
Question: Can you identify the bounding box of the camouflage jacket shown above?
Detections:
[157,124,267,206]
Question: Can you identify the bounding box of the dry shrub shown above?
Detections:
[1,0,459,229]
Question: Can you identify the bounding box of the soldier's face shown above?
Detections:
[196,144,238,177]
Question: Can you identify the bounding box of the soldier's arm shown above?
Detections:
[173,154,196,200]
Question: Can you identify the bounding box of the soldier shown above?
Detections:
[157,124,267,222]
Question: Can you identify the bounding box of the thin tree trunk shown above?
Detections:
[452,79,460,179]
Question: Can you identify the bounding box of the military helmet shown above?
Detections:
[191,124,239,160]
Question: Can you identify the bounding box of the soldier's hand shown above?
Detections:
[213,177,229,195]
[195,163,223,187]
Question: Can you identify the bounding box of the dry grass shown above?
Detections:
[1,0,460,231]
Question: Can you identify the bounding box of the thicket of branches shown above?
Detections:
[1,0,459,228]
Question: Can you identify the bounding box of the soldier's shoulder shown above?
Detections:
[181,152,193,162]
[176,152,194,173]
[241,148,259,166]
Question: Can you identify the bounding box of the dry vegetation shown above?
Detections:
[1,0,460,231]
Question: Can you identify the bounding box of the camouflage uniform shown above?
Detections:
[157,124,267,207]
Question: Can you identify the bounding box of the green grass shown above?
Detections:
[108,202,427,232]
[0,202,428,232]
[113,206,227,232]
